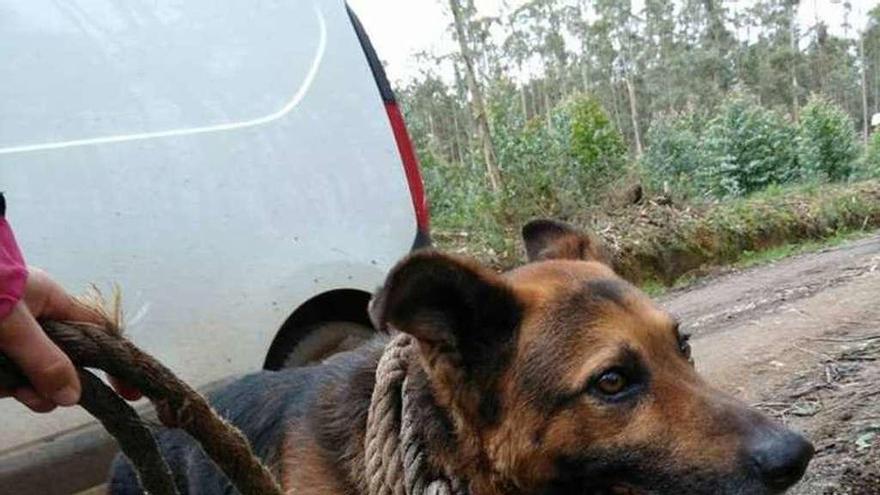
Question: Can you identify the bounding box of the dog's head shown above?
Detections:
[370,219,813,495]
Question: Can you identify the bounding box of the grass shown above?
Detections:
[640,279,668,297]
[606,180,880,287]
[735,229,870,269]
[639,227,874,297]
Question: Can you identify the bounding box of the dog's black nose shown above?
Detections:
[749,430,814,491]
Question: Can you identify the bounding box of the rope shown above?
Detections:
[2,320,285,495]
[365,334,467,495]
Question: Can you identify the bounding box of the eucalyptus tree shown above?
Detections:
[641,0,680,115]
[591,0,644,155]
[509,0,576,127]
[449,0,502,192]
[863,6,880,115]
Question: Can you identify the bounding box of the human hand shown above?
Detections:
[0,267,142,412]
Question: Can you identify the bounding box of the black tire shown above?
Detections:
[281,321,374,368]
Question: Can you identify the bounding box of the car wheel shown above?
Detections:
[281,321,375,368]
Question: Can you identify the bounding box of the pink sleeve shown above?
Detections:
[0,195,28,321]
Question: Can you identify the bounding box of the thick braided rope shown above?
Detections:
[43,321,284,495]
[365,335,409,495]
[365,334,467,495]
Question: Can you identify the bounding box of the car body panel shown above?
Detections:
[0,0,414,489]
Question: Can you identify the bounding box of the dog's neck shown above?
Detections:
[312,336,507,494]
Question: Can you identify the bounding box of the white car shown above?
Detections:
[0,1,429,493]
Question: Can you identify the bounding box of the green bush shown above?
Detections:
[701,96,799,197]
[563,94,628,185]
[421,91,630,263]
[642,97,799,199]
[491,91,566,218]
[642,112,710,196]
[859,130,880,178]
[797,95,860,182]
[491,92,628,218]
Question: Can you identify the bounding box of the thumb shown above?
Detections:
[0,303,80,406]
[23,267,105,325]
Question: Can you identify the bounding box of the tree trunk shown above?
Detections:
[788,1,800,122]
[448,0,502,193]
[874,52,880,114]
[624,76,643,157]
[860,34,870,145]
[875,57,880,114]
[581,61,591,93]
[609,81,626,136]
[543,80,553,131]
[427,112,438,154]
[578,2,591,93]
[453,61,477,169]
[452,110,465,166]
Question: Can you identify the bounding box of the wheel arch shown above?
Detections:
[262,288,373,370]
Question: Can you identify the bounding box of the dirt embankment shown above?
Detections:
[603,180,880,286]
[437,181,880,291]
[661,233,880,494]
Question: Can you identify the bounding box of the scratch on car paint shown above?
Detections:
[0,2,327,157]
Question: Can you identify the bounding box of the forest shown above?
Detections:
[396,1,880,280]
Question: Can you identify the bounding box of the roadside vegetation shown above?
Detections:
[606,180,880,287]
[397,1,880,288]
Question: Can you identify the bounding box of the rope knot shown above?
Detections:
[365,334,467,495]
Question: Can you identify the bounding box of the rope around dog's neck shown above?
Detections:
[365,334,468,495]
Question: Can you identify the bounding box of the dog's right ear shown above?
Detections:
[370,250,521,373]
[522,219,610,265]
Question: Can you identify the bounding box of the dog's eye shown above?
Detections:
[596,370,627,396]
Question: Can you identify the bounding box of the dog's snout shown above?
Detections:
[748,429,814,492]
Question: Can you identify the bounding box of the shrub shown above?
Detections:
[422,91,630,264]
[599,180,880,286]
[700,96,799,197]
[490,92,628,219]
[859,130,880,178]
[797,95,860,182]
[641,112,710,196]
[561,94,629,191]
[490,89,567,219]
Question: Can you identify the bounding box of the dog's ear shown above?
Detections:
[371,250,521,372]
[522,219,610,264]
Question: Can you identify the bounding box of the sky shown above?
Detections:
[347,0,878,84]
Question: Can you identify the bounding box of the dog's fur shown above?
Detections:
[109,220,812,494]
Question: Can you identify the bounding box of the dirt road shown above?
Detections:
[660,233,880,494]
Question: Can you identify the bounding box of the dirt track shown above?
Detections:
[660,233,880,494]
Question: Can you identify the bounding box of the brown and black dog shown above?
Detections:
[110,220,813,494]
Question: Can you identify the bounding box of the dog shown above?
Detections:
[109,219,813,494]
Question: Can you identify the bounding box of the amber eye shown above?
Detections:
[596,370,627,396]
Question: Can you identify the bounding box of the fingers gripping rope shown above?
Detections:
[0,317,284,495]
[0,311,465,494]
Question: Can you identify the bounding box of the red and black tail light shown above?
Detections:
[347,5,431,249]
[384,102,430,236]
